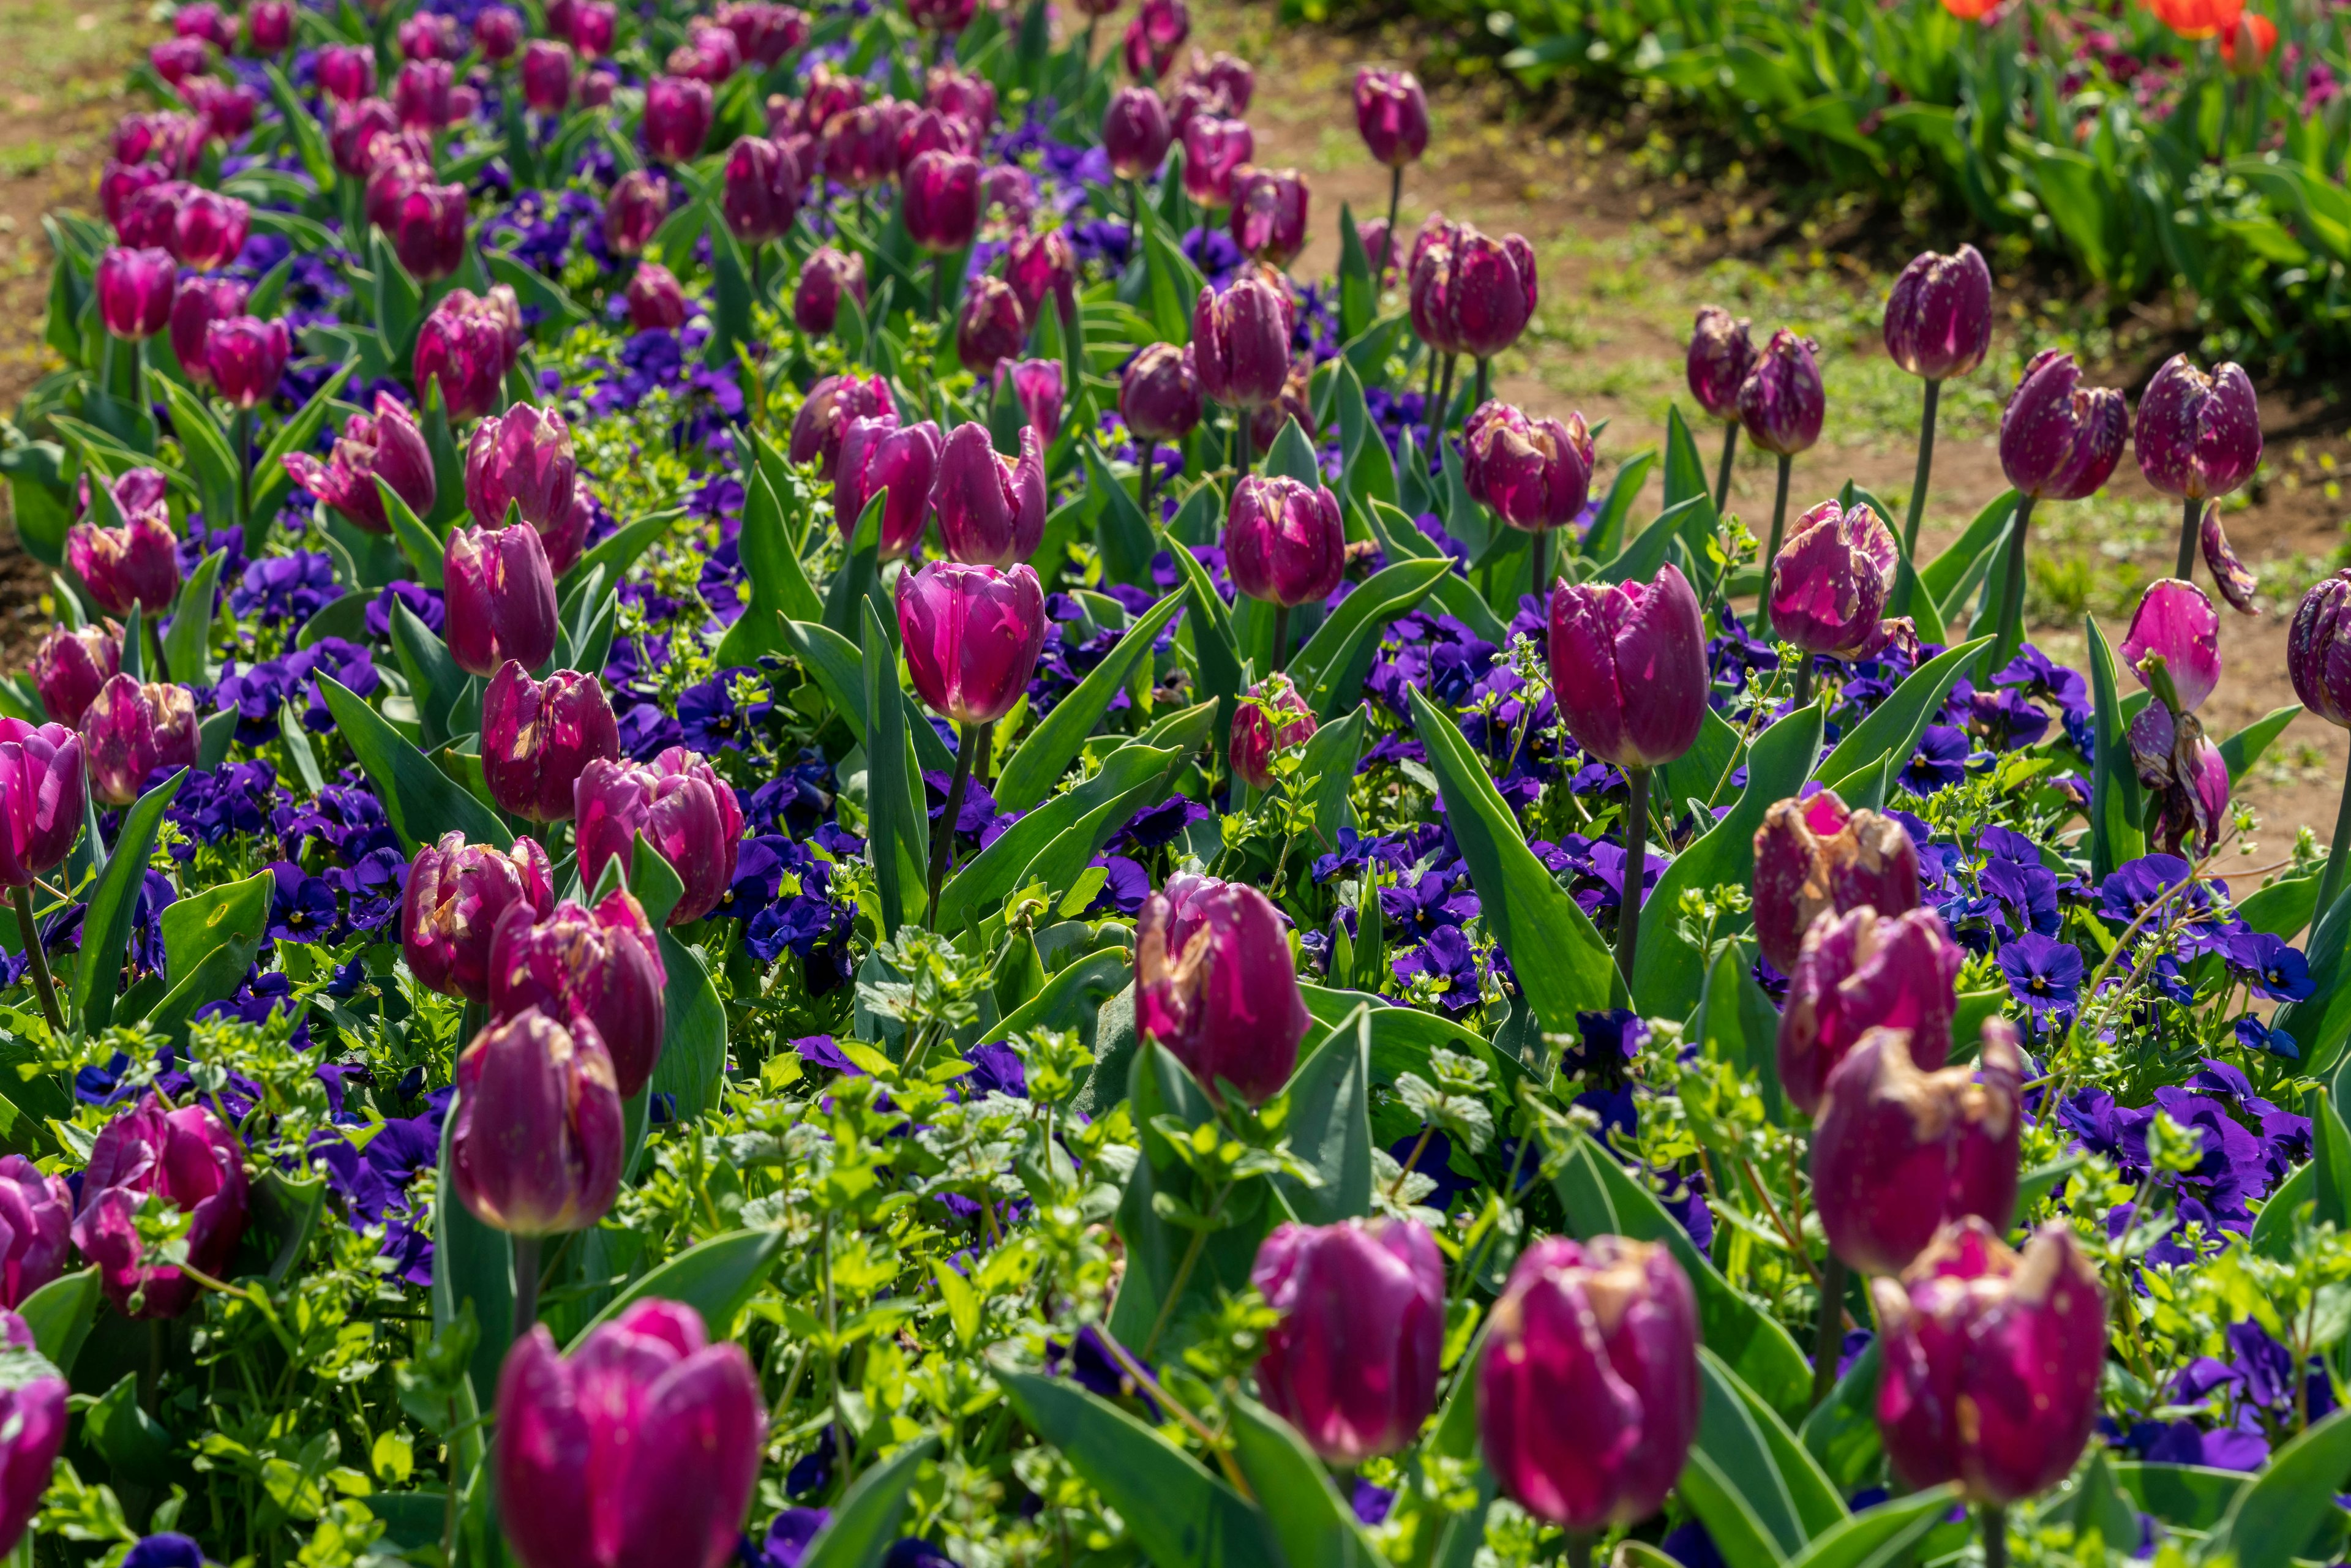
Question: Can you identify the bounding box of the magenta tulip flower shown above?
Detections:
[1750,789,1919,976]
[1737,326,1824,459]
[1194,273,1294,416]
[1999,350,2127,502]
[1354,69,1428,167]
[284,392,438,536]
[1547,563,1707,772]
[32,622,119,728]
[721,135,803,246]
[80,677,195,805]
[248,0,295,53]
[167,187,247,270]
[444,523,559,678]
[926,64,996,129]
[794,246,867,336]
[97,247,175,340]
[1883,246,1992,383]
[790,372,892,479]
[2120,577,2221,714]
[1768,499,1898,663]
[602,169,670,257]
[0,720,84,887]
[203,314,290,409]
[67,500,179,618]
[415,287,520,422]
[1134,872,1310,1105]
[72,1095,249,1318]
[2291,570,2351,732]
[1102,85,1170,179]
[474,6,522,60]
[449,1007,623,1237]
[1003,228,1076,326]
[643,75,713,162]
[896,560,1048,729]
[1252,1217,1444,1462]
[574,748,745,928]
[1121,342,1203,444]
[402,833,556,1003]
[1229,674,1318,790]
[392,58,456,129]
[0,1309,63,1556]
[818,101,894,189]
[1462,400,1595,536]
[1005,359,1065,446]
[2138,353,2262,581]
[388,179,468,282]
[955,274,1028,375]
[904,149,981,254]
[932,424,1046,566]
[1228,167,1309,268]
[489,889,667,1099]
[466,403,579,540]
[1223,475,1344,615]
[1123,0,1188,77]
[0,1158,70,1308]
[316,42,376,101]
[623,261,688,331]
[1778,906,1965,1118]
[1441,226,1537,361]
[481,662,621,825]
[520,40,574,111]
[834,413,943,558]
[1180,115,1252,209]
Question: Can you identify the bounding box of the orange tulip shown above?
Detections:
[1942,0,1999,20]
[2220,10,2279,70]
[2146,0,2244,40]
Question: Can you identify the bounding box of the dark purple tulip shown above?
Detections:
[416,288,520,422]
[114,108,207,171]
[1478,1236,1700,1531]
[2290,569,2351,727]
[67,499,179,617]
[602,169,670,258]
[1003,229,1077,327]
[580,65,618,107]
[569,0,617,57]
[444,523,560,678]
[2202,506,2260,613]
[794,66,866,135]
[955,274,1028,377]
[575,748,745,926]
[1998,350,2127,501]
[1005,358,1064,446]
[1404,218,1462,354]
[1229,674,1317,790]
[903,149,981,254]
[328,96,400,176]
[1134,872,1310,1105]
[97,246,175,339]
[283,392,437,536]
[1188,49,1254,108]
[1547,563,1707,769]
[933,422,1046,566]
[1815,1022,2022,1277]
[99,158,171,230]
[643,75,713,162]
[397,12,458,60]
[72,1096,249,1318]
[1229,167,1310,268]
[981,164,1040,227]
[450,1007,623,1237]
[1750,789,1919,976]
[1353,68,1428,167]
[188,75,261,143]
[1738,328,1825,457]
[365,148,432,234]
[520,40,574,111]
[247,0,294,53]
[0,1308,63,1555]
[1224,475,1344,609]
[721,1,808,67]
[1102,85,1171,180]
[168,187,248,271]
[474,6,523,61]
[490,888,666,1098]
[669,24,743,84]
[926,64,996,130]
[32,622,119,728]
[465,403,579,544]
[118,178,188,250]
[1182,114,1253,208]
[721,135,803,246]
[819,101,895,189]
[1122,0,1188,79]
[896,560,1048,727]
[1121,342,1203,442]
[835,414,943,558]
[316,42,376,101]
[169,274,244,388]
[203,314,290,409]
[0,1158,70,1308]
[392,58,456,129]
[497,1301,765,1568]
[1462,400,1594,533]
[388,179,468,282]
[1778,906,1965,1119]
[625,261,688,331]
[790,372,893,479]
[80,676,195,805]
[1442,226,1536,360]
[1248,361,1314,455]
[1873,1220,2105,1504]
[793,246,866,336]
[1194,272,1294,410]
[896,107,977,167]
[151,36,211,85]
[0,720,83,886]
[481,662,621,826]
[1253,1218,1443,1463]
[2135,353,2262,502]
[1769,499,1897,658]
[1883,245,1992,383]
[403,832,557,1002]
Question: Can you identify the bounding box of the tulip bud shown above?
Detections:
[117,179,187,251]
[392,58,455,129]
[520,40,574,111]
[1003,229,1077,326]
[1478,1236,1700,1531]
[72,1096,248,1318]
[327,96,399,177]
[397,12,455,59]
[282,392,437,537]
[0,721,83,886]
[1353,68,1428,167]
[580,66,618,107]
[415,288,519,422]
[955,274,1028,377]
[570,0,617,56]
[168,187,248,271]
[602,169,670,258]
[1229,674,1317,790]
[2134,353,2261,503]
[1182,114,1253,208]
[317,42,376,102]
[97,247,175,340]
[444,524,560,678]
[115,108,207,173]
[2120,577,2221,714]
[248,0,294,53]
[835,415,943,558]
[1998,350,2128,501]
[1873,1220,2105,1503]
[1224,475,1344,609]
[1252,1217,1444,1462]
[793,246,866,336]
[187,75,260,143]
[1462,401,1594,533]
[670,24,743,84]
[1768,499,1897,658]
[1750,789,1919,975]
[1778,906,1965,1119]
[472,5,523,60]
[204,314,291,410]
[403,832,556,1002]
[1005,358,1064,446]
[926,63,995,128]
[1120,342,1203,445]
[790,373,893,479]
[1738,327,1825,457]
[896,560,1048,728]
[32,623,119,729]
[908,0,977,32]
[496,1300,765,1568]
[465,403,579,541]
[624,261,689,331]
[2220,10,2279,72]
[2290,569,2351,727]
[1438,227,1537,361]
[723,1,808,66]
[574,748,745,926]
[1122,0,1188,79]
[933,423,1046,566]
[388,179,468,282]
[481,662,621,826]
[896,107,973,168]
[365,146,431,234]
[1135,872,1309,1104]
[721,135,803,246]
[1547,563,1708,770]
[818,100,894,189]
[99,158,171,231]
[0,1158,69,1308]
[1193,272,1294,410]
[151,37,210,85]
[643,75,713,162]
[1883,245,1992,383]
[903,149,981,254]
[450,1007,623,1237]
[489,888,666,1097]
[67,506,180,619]
[166,274,242,389]
[1813,1021,2022,1277]
[1102,86,1171,179]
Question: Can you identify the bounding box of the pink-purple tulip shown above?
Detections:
[2120,577,2221,713]
[169,274,244,388]
[1121,342,1204,443]
[1194,272,1294,411]
[248,0,294,53]
[1547,563,1708,770]
[388,180,468,282]
[114,109,207,171]
[449,1007,623,1236]
[907,0,977,32]
[927,64,996,129]
[188,76,260,143]
[32,623,119,729]
[790,372,892,479]
[603,169,670,257]
[392,58,456,129]
[1437,226,1535,361]
[481,662,622,826]
[168,187,248,271]
[1182,115,1253,208]
[933,423,1046,566]
[904,149,981,253]
[2290,569,2351,727]
[570,0,617,56]
[68,500,180,617]
[1768,499,1898,659]
[80,676,195,805]
[1883,246,1993,383]
[643,75,714,162]
[0,1158,70,1308]
[397,12,458,60]
[97,246,175,340]
[284,392,438,538]
[1229,675,1318,790]
[2202,506,2259,613]
[1750,788,1919,975]
[721,135,803,246]
[99,159,171,230]
[1229,167,1309,268]
[444,523,561,678]
[489,888,667,1099]
[1003,229,1077,326]
[956,274,1028,377]
[1253,1217,1444,1463]
[580,66,618,107]
[316,42,376,101]
[1102,86,1171,179]
[204,314,291,409]
[1999,350,2128,501]
[670,24,743,83]
[1123,0,1188,78]
[794,246,866,336]
[474,6,523,61]
[520,40,574,111]
[819,101,894,189]
[118,178,188,250]
[718,0,805,64]
[2127,707,2230,858]
[1224,475,1344,609]
[0,721,83,887]
[1354,69,1428,166]
[896,107,977,167]
[0,1308,64,1555]
[625,261,689,331]
[151,37,210,84]
[834,414,943,558]
[465,403,579,542]
[416,287,521,422]
[1738,327,1826,457]
[1462,401,1594,533]
[72,1095,249,1318]
[896,560,1048,727]
[1004,359,1064,446]
[403,833,556,1002]
[1134,872,1310,1105]
[574,748,746,926]
[2135,354,2262,502]
[328,97,400,177]
[1778,906,1965,1119]
[1249,362,1316,454]
[982,164,1040,227]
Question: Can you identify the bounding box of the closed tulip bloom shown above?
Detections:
[907,0,977,32]
[1751,789,1918,975]
[490,890,666,1097]
[1998,350,2127,501]
[834,415,943,558]
[819,101,894,189]
[175,4,236,49]
[624,261,688,331]
[602,169,670,257]
[580,65,619,107]
[1408,216,1464,349]
[721,135,803,245]
[1778,906,1965,1118]
[896,107,975,167]
[204,314,290,409]
[482,662,621,825]
[0,1158,70,1308]
[934,423,1046,566]
[389,179,468,282]
[327,96,399,176]
[1478,1236,1700,1532]
[1769,499,1897,658]
[1253,1218,1444,1463]
[1224,476,1344,609]
[1814,1022,2023,1277]
[99,159,171,230]
[32,623,119,728]
[2135,354,2261,501]
[642,75,713,162]
[97,247,175,340]
[903,149,981,253]
[497,1300,765,1568]
[2120,577,2221,713]
[1121,342,1203,441]
[151,36,210,84]
[71,1097,248,1318]
[397,12,458,59]
[1193,272,1294,410]
[1228,166,1309,268]
[724,1,808,66]
[0,721,84,886]
[1229,674,1317,790]
[1547,563,1708,769]
[114,108,208,171]
[1738,328,1825,457]
[793,246,866,336]
[1169,74,1235,137]
[392,58,455,128]
[188,76,261,143]
[790,372,892,479]
[1189,50,1254,108]
[1102,86,1171,179]
[118,178,189,250]
[80,676,195,805]
[1123,0,1188,79]
[1873,1220,2105,1504]
[1134,873,1309,1104]
[416,288,519,421]
[955,274,1028,376]
[896,560,1048,727]
[1005,358,1064,446]
[466,403,579,539]
[2289,569,2351,727]
[574,748,745,926]
[168,274,244,388]
[283,392,437,536]
[450,1007,623,1237]
[926,65,996,130]
[1003,228,1077,325]
[316,42,376,101]
[168,187,248,270]
[1441,227,1537,360]
[68,504,179,618]
[1883,246,1993,384]
[444,523,560,678]
[1353,68,1428,166]
[403,832,557,1002]
[1182,114,1253,208]
[669,24,743,84]
[1462,401,1594,533]
[473,5,523,60]
[0,1308,64,1556]
[520,40,574,111]
[248,0,294,53]
[364,148,432,234]
[570,0,617,56]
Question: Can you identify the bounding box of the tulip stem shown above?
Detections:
[1895,378,1941,615]
[511,1232,541,1340]
[1564,1533,1594,1568]
[1982,493,2039,683]
[2174,493,2200,581]
[1138,445,1157,516]
[1380,166,1402,282]
[927,719,986,921]
[1981,1506,2008,1568]
[1531,529,1548,603]
[1615,765,1649,984]
[233,408,253,531]
[931,255,947,321]
[1430,354,1457,466]
[1810,1252,1847,1407]
[1420,352,1441,463]
[12,887,61,1037]
[1791,659,1812,711]
[1755,452,1792,640]
[1236,416,1253,479]
[1270,603,1290,675]
[1714,419,1738,516]
[2318,763,2351,920]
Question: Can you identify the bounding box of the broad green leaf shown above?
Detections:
[433,1084,516,1409]
[1275,1004,1373,1225]
[863,598,914,937]
[1581,448,1657,561]
[2085,614,2145,881]
[938,742,1180,932]
[1815,638,1987,790]
[389,600,468,751]
[73,768,186,1031]
[800,1437,941,1568]
[820,490,886,640]
[632,838,731,1121]
[1780,1486,1959,1568]
[1082,441,1156,587]
[568,1228,787,1347]
[380,476,448,588]
[1798,1338,1883,1496]
[143,868,272,1040]
[148,376,240,529]
[1165,541,1243,749]
[1226,1394,1381,1568]
[1262,416,1322,487]
[1292,558,1450,720]
[2110,1460,2246,1532]
[1682,1348,1808,1563]
[1297,704,1365,852]
[559,508,682,605]
[2219,703,2302,784]
[1600,495,1703,585]
[713,471,822,666]
[996,587,1186,813]
[161,547,225,688]
[1918,490,2017,607]
[318,676,509,852]
[2202,1406,2351,1568]
[18,1267,99,1378]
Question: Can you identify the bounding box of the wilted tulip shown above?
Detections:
[1547,563,1707,771]
[388,180,468,282]
[465,403,579,541]
[1998,350,2127,503]
[896,560,1048,727]
[68,504,180,618]
[1738,326,1824,459]
[444,523,560,678]
[1478,1236,1700,1532]
[0,720,84,887]
[1751,789,1918,975]
[575,748,746,926]
[1769,499,1897,661]
[449,1007,623,1237]
[32,623,119,729]
[955,275,1028,376]
[643,75,713,162]
[1778,906,1965,1118]
[497,1301,765,1568]
[1182,114,1253,208]
[624,260,689,331]
[489,890,666,1098]
[203,314,290,409]
[721,135,803,246]
[247,0,294,53]
[1354,69,1428,167]
[1224,475,1344,610]
[97,247,175,340]
[392,58,455,129]
[834,415,943,558]
[1193,272,1294,413]
[316,42,377,101]
[168,187,248,270]
[72,1097,248,1318]
[2120,577,2221,714]
[283,392,437,536]
[1004,228,1077,325]
[520,40,574,111]
[1873,1220,2105,1504]
[1005,359,1064,446]
[570,0,617,56]
[473,5,523,61]
[0,1160,69,1308]
[1253,1217,1443,1463]
[415,288,519,422]
[790,372,892,479]
[1102,86,1171,180]
[2130,704,2230,858]
[603,168,670,257]
[933,424,1046,566]
[1123,0,1188,79]
[1121,342,1203,443]
[1134,873,1308,1104]
[904,149,981,253]
[794,246,867,336]
[403,832,557,1002]
[1883,246,1993,383]
[2201,506,2260,613]
[1462,400,1594,534]
[481,662,621,826]
[1229,674,1317,790]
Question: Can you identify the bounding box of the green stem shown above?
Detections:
[1428,353,1457,465]
[1981,1506,2008,1568]
[926,720,985,923]
[1793,660,1813,711]
[1811,1252,1847,1408]
[2318,762,2351,919]
[12,887,61,1037]
[1531,528,1549,605]
[1270,602,1291,675]
[1565,1533,1595,1568]
[1757,451,1791,640]
[1982,493,2040,683]
[511,1232,541,1341]
[1616,765,1649,985]
[1894,378,1941,615]
[2175,492,2200,582]
[1471,356,1489,418]
[1138,443,1156,516]
[1714,419,1738,515]
[1380,164,1403,279]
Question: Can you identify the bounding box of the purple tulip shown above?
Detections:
[316,42,376,100]
[1547,563,1708,769]
[670,24,743,83]
[926,63,996,129]
[624,261,689,332]
[1353,68,1428,167]
[79,676,195,805]
[2202,506,2260,613]
[168,187,248,271]
[794,246,867,336]
[1769,499,1897,658]
[496,1300,765,1568]
[388,179,468,282]
[574,748,746,926]
[450,1007,623,1236]
[1253,1217,1443,1462]
[1102,86,1170,180]
[1442,226,1537,360]
[397,13,458,60]
[896,106,977,167]
[903,149,981,254]
[0,1158,70,1308]
[0,720,84,886]
[1873,1220,2105,1504]
[1121,342,1203,442]
[416,287,521,422]
[1134,872,1310,1105]
[721,135,803,246]
[0,1309,62,1556]
[603,169,670,257]
[97,246,175,340]
[1182,114,1253,208]
[571,0,617,56]
[2128,692,2231,858]
[1738,327,1825,457]
[1194,272,1294,411]
[580,66,618,107]
[1750,789,1919,977]
[72,1095,249,1318]
[489,888,667,1099]
[1229,675,1318,791]
[896,560,1048,727]
[99,157,171,230]
[325,97,397,177]
[2120,577,2221,714]
[466,403,579,542]
[932,424,1046,567]
[1477,1236,1700,1531]
[819,101,895,189]
[520,40,574,111]
[189,76,260,142]
[1402,217,1464,359]
[118,177,189,250]
[1882,245,1993,383]
[720,1,807,65]
[1004,358,1064,446]
[1003,229,1076,326]
[444,523,560,678]
[1229,167,1310,268]
[1122,0,1188,79]
[392,58,456,129]
[67,498,179,617]
[643,75,713,162]
[1998,350,2127,501]
[403,833,556,1002]
[2135,354,2261,502]
[474,5,523,60]
[955,275,1028,376]
[203,314,290,409]
[2290,569,2351,728]
[834,414,943,558]
[248,0,295,53]
[1223,475,1344,609]
[151,36,211,84]
[482,662,621,825]
[1778,906,1965,1119]
[790,372,893,479]
[114,108,207,171]
[982,163,1040,227]
[1248,362,1316,456]
[284,392,438,536]
[1462,401,1594,533]
[32,622,119,728]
